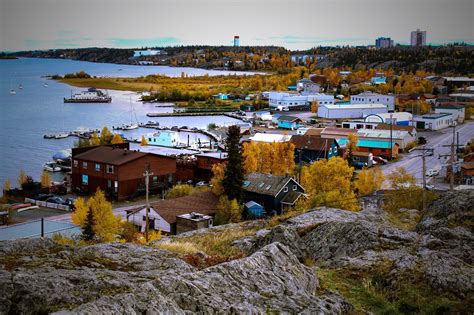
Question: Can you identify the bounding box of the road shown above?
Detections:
[381,121,474,189]
[48,203,143,223]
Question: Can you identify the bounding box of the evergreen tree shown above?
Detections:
[222,125,244,202]
[82,207,95,241]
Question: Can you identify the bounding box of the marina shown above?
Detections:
[0,58,245,186]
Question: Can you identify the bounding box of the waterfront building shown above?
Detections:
[72,146,176,200]
[351,91,395,112]
[410,29,427,46]
[434,104,465,123]
[269,92,334,110]
[147,130,180,147]
[133,49,164,57]
[317,103,388,119]
[375,37,394,48]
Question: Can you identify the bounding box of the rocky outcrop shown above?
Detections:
[236,191,474,297]
[0,240,351,314]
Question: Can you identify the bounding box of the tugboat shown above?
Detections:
[64,88,112,103]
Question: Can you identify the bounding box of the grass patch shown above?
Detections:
[316,265,469,314]
[155,226,258,257]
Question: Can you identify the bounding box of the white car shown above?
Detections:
[426,169,439,177]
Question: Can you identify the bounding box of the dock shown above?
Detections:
[146,112,245,120]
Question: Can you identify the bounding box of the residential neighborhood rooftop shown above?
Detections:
[73,146,150,165]
[244,172,302,196]
[338,138,398,149]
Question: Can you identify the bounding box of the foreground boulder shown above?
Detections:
[0,239,351,314]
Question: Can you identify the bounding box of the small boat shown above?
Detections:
[44,162,61,172]
[122,123,139,130]
[10,89,16,95]
[54,133,69,139]
[44,83,48,87]
[44,134,55,139]
[19,84,23,90]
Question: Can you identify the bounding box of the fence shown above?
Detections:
[24,198,71,211]
[0,218,81,241]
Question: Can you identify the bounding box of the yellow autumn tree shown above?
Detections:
[355,167,384,196]
[140,135,148,146]
[90,133,100,146]
[100,127,113,145]
[387,167,416,189]
[345,133,358,166]
[301,157,359,211]
[40,170,51,189]
[71,189,121,242]
[210,162,226,196]
[242,142,260,175]
[311,99,319,113]
[229,198,242,223]
[3,178,11,192]
[17,169,27,187]
[111,134,124,144]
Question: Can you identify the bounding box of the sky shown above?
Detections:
[1,0,473,51]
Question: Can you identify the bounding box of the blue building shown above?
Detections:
[290,136,339,163]
[147,130,180,147]
[244,200,265,218]
[371,76,387,85]
[277,115,302,130]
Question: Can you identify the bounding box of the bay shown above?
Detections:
[0,58,247,187]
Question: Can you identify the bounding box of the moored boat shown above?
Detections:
[64,88,112,103]
[44,161,61,172]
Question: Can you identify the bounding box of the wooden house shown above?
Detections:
[243,172,305,215]
[290,135,339,163]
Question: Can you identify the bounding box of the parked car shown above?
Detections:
[63,198,76,210]
[196,181,208,187]
[426,169,439,177]
[373,156,388,165]
[51,184,67,195]
[31,193,53,201]
[45,196,65,204]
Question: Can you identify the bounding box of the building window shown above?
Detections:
[293,185,297,191]
[148,138,152,142]
[73,160,78,167]
[107,165,114,174]
[95,163,101,171]
[284,187,288,192]
[82,162,87,169]
[114,181,118,193]
[82,174,88,185]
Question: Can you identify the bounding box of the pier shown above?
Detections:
[146,112,245,120]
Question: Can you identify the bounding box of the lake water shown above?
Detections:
[0,58,245,187]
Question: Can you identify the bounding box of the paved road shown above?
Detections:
[381,120,474,189]
[48,204,143,223]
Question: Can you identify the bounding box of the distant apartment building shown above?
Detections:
[410,29,427,46]
[351,91,395,112]
[375,37,394,48]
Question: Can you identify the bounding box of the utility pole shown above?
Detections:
[143,169,153,242]
[439,123,459,191]
[389,113,393,160]
[421,145,427,212]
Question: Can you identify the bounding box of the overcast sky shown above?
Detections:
[1,0,473,51]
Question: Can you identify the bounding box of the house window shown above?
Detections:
[284,187,288,192]
[148,138,152,142]
[293,185,297,191]
[82,174,88,185]
[95,163,101,171]
[82,162,88,169]
[73,160,78,167]
[107,165,114,174]
[114,181,118,193]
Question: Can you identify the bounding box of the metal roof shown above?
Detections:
[338,138,398,149]
[244,172,301,197]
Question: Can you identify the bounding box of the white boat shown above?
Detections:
[54,133,69,139]
[44,162,61,172]
[122,123,139,130]
[19,84,23,90]
[10,89,16,95]
[44,83,48,87]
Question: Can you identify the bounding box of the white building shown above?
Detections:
[435,105,465,123]
[269,92,334,109]
[364,112,413,125]
[412,113,454,130]
[410,29,426,46]
[317,104,388,119]
[249,133,292,143]
[296,78,320,94]
[351,92,395,112]
[133,49,163,57]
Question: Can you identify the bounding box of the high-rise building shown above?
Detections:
[233,36,240,47]
[375,37,394,48]
[410,29,426,46]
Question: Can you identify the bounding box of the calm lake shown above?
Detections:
[0,58,248,187]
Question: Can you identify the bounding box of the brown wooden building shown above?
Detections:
[72,146,176,200]
[176,152,228,183]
